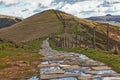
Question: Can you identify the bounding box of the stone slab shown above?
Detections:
[85,71,98,75]
[92,66,112,71]
[101,73,120,77]
[61,65,80,70]
[40,74,79,80]
[103,77,120,80]
[78,76,93,80]
[44,70,65,74]
[38,63,58,68]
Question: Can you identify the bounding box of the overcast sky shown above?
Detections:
[0,0,120,18]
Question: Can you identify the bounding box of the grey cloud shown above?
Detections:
[22,9,29,12]
[98,1,112,7]
[0,1,19,7]
[80,10,96,15]
[52,0,91,4]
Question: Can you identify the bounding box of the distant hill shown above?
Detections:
[0,9,119,51]
[0,15,22,28]
[86,14,120,26]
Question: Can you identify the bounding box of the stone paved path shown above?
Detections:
[39,39,120,80]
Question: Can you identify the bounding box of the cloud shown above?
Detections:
[0,0,120,18]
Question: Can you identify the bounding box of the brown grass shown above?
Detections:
[0,10,63,43]
[0,9,119,45]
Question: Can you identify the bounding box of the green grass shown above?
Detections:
[0,38,44,79]
[23,37,46,53]
[0,37,46,53]
[0,51,16,56]
[0,64,7,68]
[49,40,120,73]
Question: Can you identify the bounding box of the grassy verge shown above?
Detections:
[0,38,45,79]
[49,40,120,73]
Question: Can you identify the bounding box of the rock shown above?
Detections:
[37,63,58,68]
[92,66,112,71]
[41,61,49,64]
[78,76,93,80]
[44,70,65,74]
[103,77,120,80]
[15,61,30,67]
[85,70,116,75]
[85,70,98,75]
[61,65,80,70]
[101,73,120,77]
[41,74,79,80]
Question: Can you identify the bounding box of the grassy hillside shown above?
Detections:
[51,10,120,52]
[0,9,119,51]
[0,10,63,43]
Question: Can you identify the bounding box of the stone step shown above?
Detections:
[85,70,115,75]
[101,73,120,77]
[85,70,98,75]
[78,76,93,80]
[103,77,120,80]
[40,74,79,80]
[61,65,80,70]
[38,63,59,68]
[91,66,112,71]
[44,70,65,74]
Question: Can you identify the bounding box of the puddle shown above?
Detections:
[28,76,39,80]
[79,54,89,59]
[80,72,87,76]
[95,70,116,75]
[51,77,77,80]
[40,67,60,74]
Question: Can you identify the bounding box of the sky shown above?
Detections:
[0,0,120,18]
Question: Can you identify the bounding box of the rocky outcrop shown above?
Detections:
[0,15,22,28]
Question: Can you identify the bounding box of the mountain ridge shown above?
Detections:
[86,14,120,26]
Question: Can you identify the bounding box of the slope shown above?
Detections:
[0,10,63,43]
[0,9,119,51]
